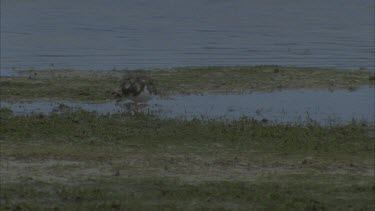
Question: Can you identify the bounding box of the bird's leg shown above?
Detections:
[130,103,147,110]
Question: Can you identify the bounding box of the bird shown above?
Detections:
[113,74,157,110]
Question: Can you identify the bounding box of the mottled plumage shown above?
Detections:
[113,75,157,104]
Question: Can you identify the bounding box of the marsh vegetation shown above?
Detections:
[0,110,374,210]
[0,66,374,210]
[1,66,373,101]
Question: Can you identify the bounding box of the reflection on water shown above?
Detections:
[2,87,374,124]
[1,0,374,75]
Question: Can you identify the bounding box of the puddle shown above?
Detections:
[1,87,374,124]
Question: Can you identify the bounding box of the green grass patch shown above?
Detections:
[1,66,373,101]
[1,111,373,158]
[1,175,373,210]
[1,111,374,210]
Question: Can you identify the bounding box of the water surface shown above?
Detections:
[1,0,374,75]
[2,87,373,124]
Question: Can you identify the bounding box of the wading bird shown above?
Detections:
[113,75,157,110]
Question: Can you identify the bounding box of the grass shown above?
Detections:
[1,110,374,210]
[1,65,374,209]
[1,65,373,101]
[2,175,373,210]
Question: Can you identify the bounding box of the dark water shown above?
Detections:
[1,0,374,75]
[2,87,374,124]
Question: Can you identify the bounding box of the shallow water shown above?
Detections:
[1,0,374,75]
[2,87,374,124]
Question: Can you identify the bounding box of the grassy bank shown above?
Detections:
[1,110,374,210]
[1,66,373,101]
